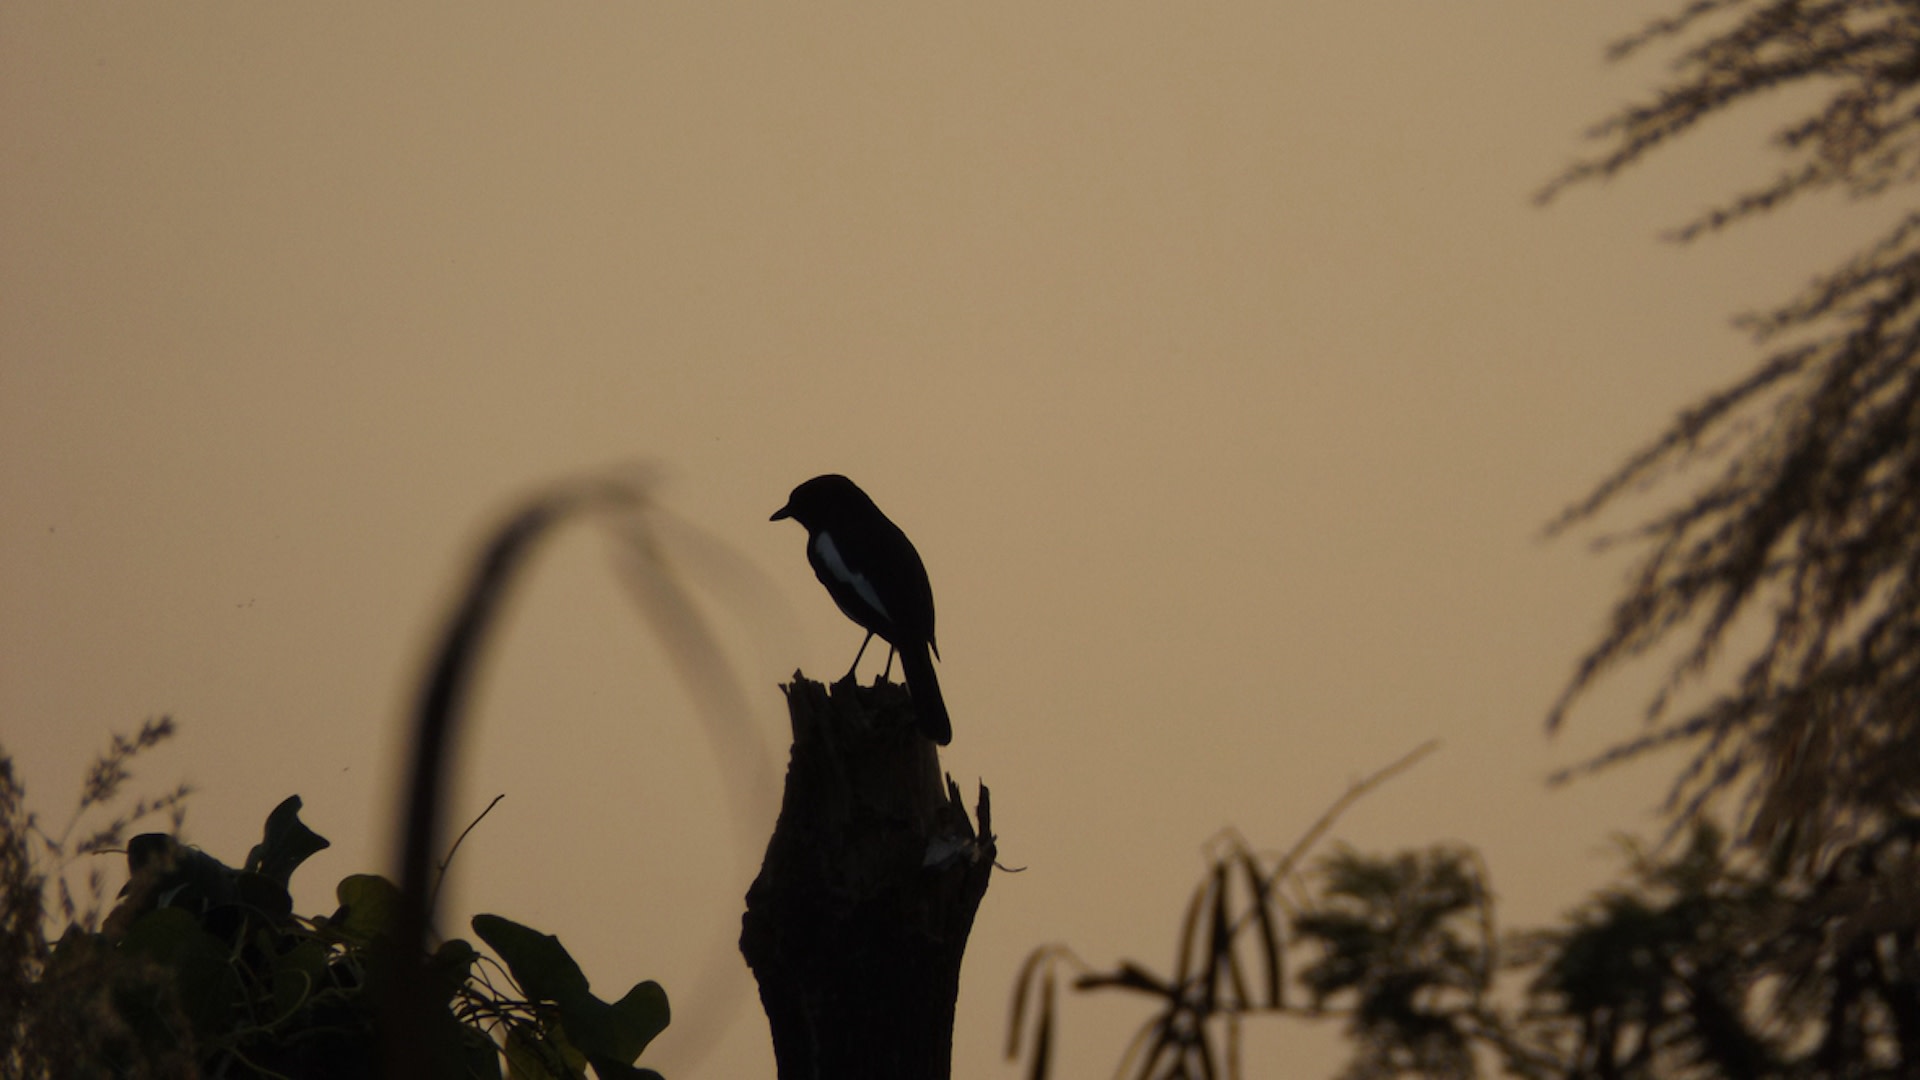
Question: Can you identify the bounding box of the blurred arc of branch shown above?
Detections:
[392,465,782,1075]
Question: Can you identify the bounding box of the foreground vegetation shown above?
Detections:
[0,718,667,1080]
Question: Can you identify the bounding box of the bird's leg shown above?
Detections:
[843,631,875,683]
[882,646,897,682]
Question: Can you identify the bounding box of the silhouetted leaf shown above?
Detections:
[586,1059,665,1080]
[1135,1021,1179,1080]
[475,914,669,1066]
[1194,1014,1219,1080]
[125,834,238,913]
[333,873,401,943]
[505,1023,571,1080]
[244,795,330,887]
[474,913,591,1004]
[1175,872,1212,985]
[233,870,293,921]
[117,907,242,1040]
[271,937,329,1018]
[1207,861,1247,1013]
[429,936,481,1004]
[1076,961,1170,996]
[568,980,670,1065]
[1006,947,1048,1059]
[1235,848,1285,1008]
[1028,966,1054,1080]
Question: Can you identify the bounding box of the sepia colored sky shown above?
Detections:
[1,4,1894,1075]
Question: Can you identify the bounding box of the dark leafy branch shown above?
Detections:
[1537,1,1920,238]
[1539,0,1920,873]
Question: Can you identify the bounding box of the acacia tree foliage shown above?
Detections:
[1526,816,1920,1077]
[1539,0,1920,870]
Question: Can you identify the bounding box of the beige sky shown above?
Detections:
[0,3,1894,1076]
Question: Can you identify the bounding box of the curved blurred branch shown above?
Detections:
[385,468,777,1077]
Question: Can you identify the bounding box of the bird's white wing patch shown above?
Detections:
[815,532,890,619]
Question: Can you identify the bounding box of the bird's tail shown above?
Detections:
[896,641,951,745]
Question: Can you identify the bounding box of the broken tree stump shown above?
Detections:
[740,674,995,1080]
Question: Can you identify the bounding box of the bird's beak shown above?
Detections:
[770,503,792,522]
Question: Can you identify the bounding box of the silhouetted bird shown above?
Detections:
[771,474,951,744]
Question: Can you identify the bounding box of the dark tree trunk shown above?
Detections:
[740,674,995,1080]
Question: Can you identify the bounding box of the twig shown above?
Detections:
[429,793,506,916]
[1232,740,1440,941]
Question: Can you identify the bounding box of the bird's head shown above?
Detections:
[770,474,872,527]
